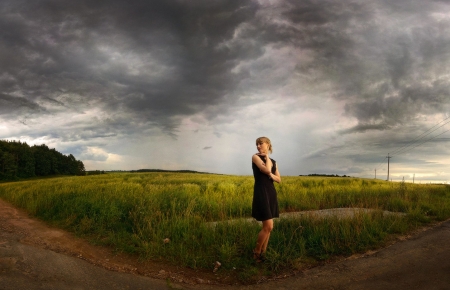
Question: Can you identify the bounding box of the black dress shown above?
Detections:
[251,155,279,221]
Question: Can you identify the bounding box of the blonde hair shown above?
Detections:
[256,137,273,153]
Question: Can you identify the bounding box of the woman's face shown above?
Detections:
[256,141,269,153]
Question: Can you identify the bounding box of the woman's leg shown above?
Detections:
[261,232,271,254]
[254,219,273,255]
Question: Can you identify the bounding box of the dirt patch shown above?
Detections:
[0,199,220,286]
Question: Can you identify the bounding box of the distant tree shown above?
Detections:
[0,151,18,180]
[76,160,86,176]
[17,142,35,178]
[49,148,59,175]
[67,154,79,175]
[33,144,52,176]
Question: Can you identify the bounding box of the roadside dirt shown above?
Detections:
[0,199,219,288]
[1,198,449,290]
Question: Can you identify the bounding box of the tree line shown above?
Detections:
[299,174,351,177]
[0,140,85,180]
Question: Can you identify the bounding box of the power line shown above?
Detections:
[394,126,450,156]
[389,116,450,157]
[374,156,387,171]
[371,115,450,176]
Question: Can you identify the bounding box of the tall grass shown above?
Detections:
[0,173,449,280]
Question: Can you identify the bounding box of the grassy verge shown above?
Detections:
[0,173,449,281]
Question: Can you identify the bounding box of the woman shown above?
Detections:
[251,137,281,262]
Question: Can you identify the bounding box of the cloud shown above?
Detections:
[268,0,450,130]
[0,0,267,136]
[3,0,449,135]
[0,93,46,116]
[79,146,119,162]
[339,123,391,135]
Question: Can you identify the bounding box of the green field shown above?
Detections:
[1,173,449,281]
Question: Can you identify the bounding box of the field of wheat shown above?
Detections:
[1,173,449,280]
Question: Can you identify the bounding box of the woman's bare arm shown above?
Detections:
[252,154,272,174]
[269,166,281,183]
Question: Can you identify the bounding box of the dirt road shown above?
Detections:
[1,198,449,290]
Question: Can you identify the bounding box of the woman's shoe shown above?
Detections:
[259,252,266,262]
[253,250,264,263]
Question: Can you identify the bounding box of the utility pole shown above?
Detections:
[386,153,392,181]
[375,169,376,179]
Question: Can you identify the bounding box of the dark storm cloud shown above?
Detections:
[0,0,263,134]
[1,0,450,139]
[339,122,391,134]
[279,0,450,132]
[232,0,450,135]
[0,93,46,116]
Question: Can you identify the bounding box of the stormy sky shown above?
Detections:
[1,0,450,182]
